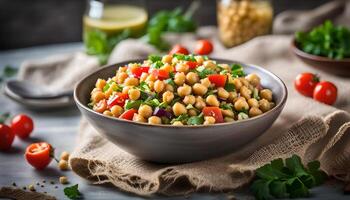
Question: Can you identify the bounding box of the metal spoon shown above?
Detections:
[4,80,73,100]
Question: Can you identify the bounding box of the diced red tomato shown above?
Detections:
[107,93,129,108]
[186,61,198,69]
[130,66,149,78]
[152,69,169,80]
[119,109,137,120]
[169,45,189,55]
[208,74,227,87]
[202,107,224,123]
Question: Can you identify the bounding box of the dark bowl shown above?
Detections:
[74,58,287,163]
[291,39,350,76]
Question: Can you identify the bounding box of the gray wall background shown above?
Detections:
[0,0,332,50]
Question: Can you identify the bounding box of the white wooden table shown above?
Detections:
[0,43,348,200]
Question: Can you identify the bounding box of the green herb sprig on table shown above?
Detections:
[251,155,327,200]
[296,20,350,59]
[0,65,18,83]
[64,184,81,200]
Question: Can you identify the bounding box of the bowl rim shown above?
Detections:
[74,58,288,128]
[291,38,350,62]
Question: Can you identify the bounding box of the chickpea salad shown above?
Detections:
[88,54,275,125]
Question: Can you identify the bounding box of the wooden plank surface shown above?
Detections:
[0,43,348,200]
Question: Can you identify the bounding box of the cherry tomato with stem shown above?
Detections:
[11,114,34,139]
[294,73,319,97]
[0,124,15,151]
[169,45,189,55]
[195,39,213,55]
[25,142,57,170]
[313,81,337,105]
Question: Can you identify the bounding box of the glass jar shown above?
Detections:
[83,0,147,63]
[217,0,273,48]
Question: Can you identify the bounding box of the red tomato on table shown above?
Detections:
[169,45,189,55]
[313,81,337,105]
[119,109,137,120]
[208,74,227,87]
[25,142,53,170]
[0,124,15,151]
[108,93,129,108]
[294,73,319,97]
[11,114,34,139]
[202,107,224,123]
[195,39,213,55]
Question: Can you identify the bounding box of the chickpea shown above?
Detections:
[104,87,114,99]
[218,87,229,100]
[133,114,147,123]
[140,73,149,82]
[188,109,197,116]
[174,72,186,86]
[128,89,141,100]
[162,91,174,103]
[234,99,249,111]
[91,88,101,95]
[221,109,234,117]
[60,151,70,161]
[220,64,231,71]
[95,79,106,90]
[165,84,174,92]
[110,105,123,117]
[259,99,271,112]
[183,95,196,105]
[193,83,208,96]
[175,63,189,73]
[186,72,199,85]
[172,121,184,126]
[224,117,234,122]
[204,116,216,125]
[154,80,165,93]
[232,78,242,90]
[146,74,157,82]
[59,176,69,185]
[117,72,128,84]
[200,78,211,88]
[195,96,206,110]
[122,86,131,94]
[203,60,216,69]
[260,89,273,101]
[177,84,192,97]
[162,55,173,64]
[103,110,113,116]
[206,95,220,107]
[124,77,139,86]
[228,91,238,102]
[138,105,153,118]
[28,185,35,191]
[117,66,127,73]
[128,63,139,70]
[58,160,69,171]
[172,102,187,116]
[91,91,105,103]
[249,107,263,117]
[239,78,250,87]
[195,55,204,64]
[246,73,260,87]
[240,86,252,100]
[248,98,259,108]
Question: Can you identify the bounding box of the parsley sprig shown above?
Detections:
[251,155,327,200]
[64,184,81,200]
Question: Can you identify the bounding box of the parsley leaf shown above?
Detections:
[231,64,245,78]
[148,55,162,63]
[224,82,235,92]
[64,184,81,200]
[251,155,327,200]
[187,113,204,125]
[125,100,142,110]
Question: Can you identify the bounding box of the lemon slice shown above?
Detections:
[84,5,148,32]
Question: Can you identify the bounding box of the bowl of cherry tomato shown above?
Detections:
[74,56,287,163]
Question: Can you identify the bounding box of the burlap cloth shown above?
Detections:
[17,1,350,197]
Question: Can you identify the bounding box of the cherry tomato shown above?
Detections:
[130,66,149,78]
[0,124,15,151]
[208,74,227,87]
[107,93,129,108]
[169,45,189,55]
[294,73,319,97]
[11,114,34,139]
[152,69,169,80]
[25,142,53,170]
[186,61,198,69]
[195,39,213,55]
[313,81,337,105]
[119,109,137,120]
[202,107,224,123]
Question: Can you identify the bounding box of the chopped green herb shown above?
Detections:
[148,55,162,63]
[187,113,204,125]
[0,112,10,124]
[231,64,245,77]
[64,184,81,200]
[139,82,151,92]
[197,68,215,79]
[125,100,142,110]
[144,98,161,108]
[151,61,163,69]
[251,155,327,200]
[3,66,18,77]
[220,103,233,111]
[253,88,260,100]
[173,54,196,61]
[237,112,249,120]
[170,114,189,124]
[224,82,235,92]
[164,78,176,87]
